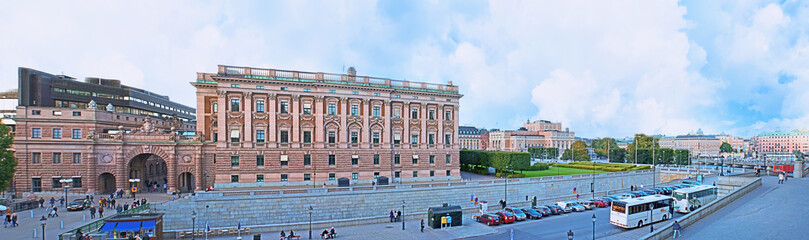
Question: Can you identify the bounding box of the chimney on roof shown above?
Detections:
[347,67,356,76]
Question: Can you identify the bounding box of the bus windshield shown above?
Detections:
[672,192,686,200]
[612,201,626,213]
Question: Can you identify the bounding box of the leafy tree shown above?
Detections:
[0,123,16,193]
[674,149,691,165]
[561,141,590,161]
[608,148,627,163]
[590,137,617,157]
[627,134,658,163]
[793,150,804,160]
[720,142,733,153]
[527,147,559,159]
[656,148,674,164]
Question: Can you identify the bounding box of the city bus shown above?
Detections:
[609,195,674,228]
[672,185,717,213]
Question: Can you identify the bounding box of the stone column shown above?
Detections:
[292,95,300,146]
[315,97,325,143]
[403,103,410,146]
[382,100,390,147]
[421,103,427,146]
[437,104,444,148]
[795,160,804,178]
[195,152,204,190]
[268,94,277,145]
[361,99,370,148]
[167,152,178,193]
[339,98,348,146]
[244,92,253,144]
[216,91,227,142]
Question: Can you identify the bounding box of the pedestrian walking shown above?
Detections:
[59,197,65,207]
[123,203,129,211]
[420,219,424,233]
[389,210,394,222]
[4,211,10,228]
[11,213,17,227]
[89,206,96,219]
[116,204,123,213]
[672,220,681,238]
[396,210,402,222]
[778,172,784,184]
[39,197,45,208]
[111,198,116,209]
[49,197,56,208]
[98,206,104,218]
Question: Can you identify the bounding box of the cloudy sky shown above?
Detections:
[1,0,807,138]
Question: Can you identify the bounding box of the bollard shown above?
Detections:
[30,210,34,218]
[61,220,64,229]
[83,214,86,222]
[33,228,37,238]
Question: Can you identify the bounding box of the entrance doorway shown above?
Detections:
[178,172,195,193]
[128,154,168,193]
[98,173,116,194]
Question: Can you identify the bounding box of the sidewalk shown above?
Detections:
[205,218,496,240]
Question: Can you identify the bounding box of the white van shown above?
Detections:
[556,201,584,212]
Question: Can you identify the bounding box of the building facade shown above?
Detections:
[193,65,462,187]
[524,120,562,131]
[716,134,745,152]
[659,134,720,157]
[755,129,809,160]
[459,126,486,150]
[487,124,575,154]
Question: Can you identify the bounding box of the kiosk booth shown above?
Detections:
[97,213,164,240]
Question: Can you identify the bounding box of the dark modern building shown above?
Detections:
[18,67,195,122]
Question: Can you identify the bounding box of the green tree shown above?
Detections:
[674,149,691,165]
[528,147,558,159]
[561,141,590,161]
[0,123,16,193]
[720,142,733,153]
[608,148,627,163]
[590,137,617,157]
[627,134,658,163]
[793,150,804,160]
[657,148,674,164]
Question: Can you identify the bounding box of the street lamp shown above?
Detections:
[402,200,406,230]
[191,211,197,240]
[60,179,73,206]
[308,206,313,239]
[592,214,596,240]
[649,203,654,233]
[39,216,47,240]
[567,229,574,240]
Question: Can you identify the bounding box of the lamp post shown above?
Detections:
[40,216,47,240]
[592,214,596,240]
[402,200,406,230]
[649,203,654,232]
[308,206,313,239]
[60,179,73,206]
[720,158,725,176]
[191,211,197,240]
[567,229,574,240]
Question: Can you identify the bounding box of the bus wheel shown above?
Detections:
[662,215,668,221]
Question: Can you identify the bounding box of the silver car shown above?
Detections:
[569,202,586,212]
[504,207,527,221]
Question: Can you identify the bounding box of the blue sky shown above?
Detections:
[1,0,807,138]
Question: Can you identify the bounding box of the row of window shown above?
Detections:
[30,152,82,164]
[232,169,452,183]
[30,128,82,139]
[53,88,194,116]
[230,154,452,167]
[29,177,83,192]
[230,129,452,145]
[226,85,452,101]
[224,100,452,120]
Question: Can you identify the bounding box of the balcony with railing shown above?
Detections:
[204,65,460,95]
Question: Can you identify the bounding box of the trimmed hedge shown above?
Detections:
[460,150,531,172]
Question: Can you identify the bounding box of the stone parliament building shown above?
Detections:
[12,65,462,195]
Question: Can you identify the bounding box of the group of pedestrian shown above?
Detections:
[389,210,402,222]
[319,227,336,239]
[144,181,167,193]
[778,171,788,184]
[3,209,18,228]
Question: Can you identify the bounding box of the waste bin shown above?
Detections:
[377,176,389,185]
[338,178,350,187]
[253,233,261,240]
[427,205,462,229]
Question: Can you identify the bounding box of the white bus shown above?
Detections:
[672,185,717,213]
[610,195,674,228]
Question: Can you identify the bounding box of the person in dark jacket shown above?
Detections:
[672,220,681,238]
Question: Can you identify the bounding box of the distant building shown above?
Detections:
[524,119,562,131]
[459,126,486,150]
[755,129,809,160]
[659,129,720,157]
[486,120,576,155]
[715,133,745,152]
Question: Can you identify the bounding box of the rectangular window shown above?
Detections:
[446,154,451,164]
[256,130,265,143]
[413,171,418,177]
[230,99,240,112]
[394,133,401,144]
[429,134,435,145]
[304,88,311,92]
[412,155,418,165]
[280,102,289,113]
[231,84,239,88]
[213,103,218,113]
[256,100,265,113]
[52,153,61,164]
[32,128,41,138]
[31,178,41,192]
[304,174,311,181]
[445,134,451,144]
[329,90,336,93]
[280,130,289,143]
[447,170,451,176]
[53,111,61,116]
[411,108,418,119]
[31,110,41,115]
[351,104,358,116]
[72,178,82,188]
[304,154,311,166]
[32,153,41,164]
[256,155,264,166]
[281,155,288,166]
[328,132,336,144]
[395,171,400,178]
[429,155,435,164]
[72,153,81,164]
[373,106,380,117]
[411,134,419,144]
[352,173,358,180]
[394,108,401,118]
[230,129,240,143]
[445,110,451,120]
[231,175,239,183]
[374,172,380,178]
[373,154,380,165]
[303,131,312,143]
[429,110,435,120]
[352,156,358,165]
[257,86,264,89]
[430,170,435,177]
[256,174,264,182]
[352,91,359,95]
[52,128,62,139]
[281,174,288,182]
[394,154,400,165]
[351,132,358,144]
[328,103,336,115]
[372,133,380,144]
[280,87,288,91]
[329,155,335,166]
[230,155,239,167]
[52,178,61,189]
[374,93,380,96]
[72,111,81,116]
[303,103,312,114]
[72,129,82,139]
[329,173,335,180]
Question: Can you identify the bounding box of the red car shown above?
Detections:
[474,213,502,226]
[589,198,609,208]
[495,211,516,224]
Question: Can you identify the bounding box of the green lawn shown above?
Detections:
[520,166,607,177]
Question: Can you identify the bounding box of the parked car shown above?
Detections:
[474,213,501,226]
[631,191,650,197]
[520,208,543,220]
[67,199,89,211]
[656,187,673,195]
[569,202,587,212]
[682,180,700,186]
[619,193,636,199]
[504,207,527,221]
[555,202,574,213]
[641,189,658,195]
[578,201,596,210]
[545,204,565,215]
[589,198,610,208]
[533,205,553,216]
[495,211,516,224]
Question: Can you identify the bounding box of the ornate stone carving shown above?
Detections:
[253,113,268,120]
[347,116,363,125]
[245,92,253,98]
[106,103,115,112]
[228,112,244,119]
[315,96,324,102]
[391,118,403,125]
[277,113,291,121]
[87,100,97,109]
[86,130,96,140]
[216,90,227,96]
[101,154,113,163]
[370,117,384,126]
[182,155,192,163]
[427,120,438,126]
[324,115,341,125]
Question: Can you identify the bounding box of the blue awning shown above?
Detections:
[115,221,142,231]
[141,220,156,230]
[99,222,117,232]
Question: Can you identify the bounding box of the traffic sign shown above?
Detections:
[132,187,138,193]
